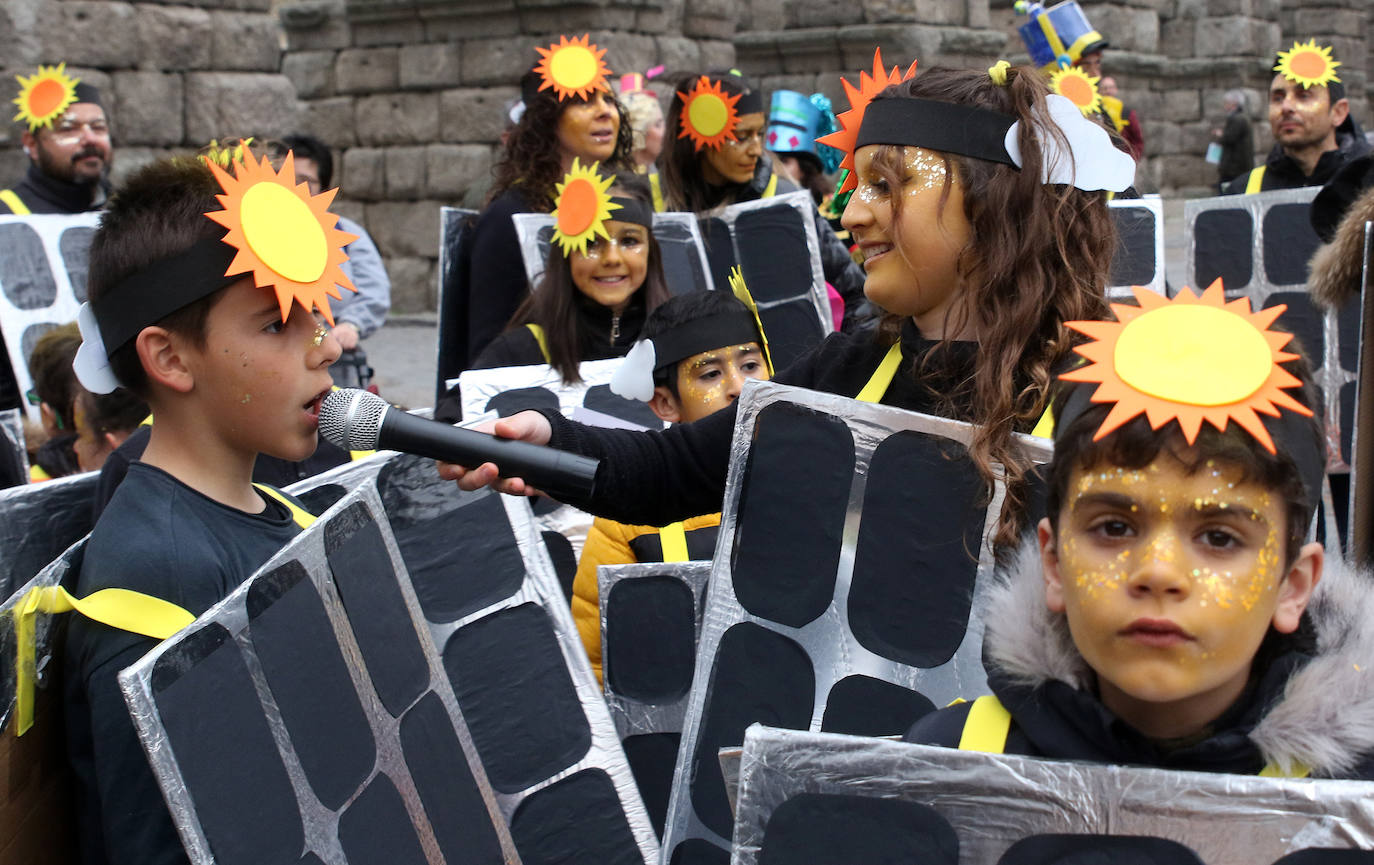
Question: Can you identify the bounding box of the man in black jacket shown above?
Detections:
[2,76,112,215]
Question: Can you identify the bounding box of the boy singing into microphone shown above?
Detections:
[64,150,351,864]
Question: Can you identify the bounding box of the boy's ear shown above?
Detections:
[648,386,683,423]
[1272,541,1323,634]
[1039,517,1067,613]
[135,326,195,395]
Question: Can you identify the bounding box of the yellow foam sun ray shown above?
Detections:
[727,266,773,375]
[815,49,920,194]
[551,158,619,258]
[534,34,612,102]
[678,76,742,152]
[1050,66,1102,116]
[1060,280,1311,453]
[13,63,80,131]
[204,151,358,325]
[1275,39,1341,89]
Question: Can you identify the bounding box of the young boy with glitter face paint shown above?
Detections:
[572,289,772,682]
[64,152,351,864]
[910,286,1374,780]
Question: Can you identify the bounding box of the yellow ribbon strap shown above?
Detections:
[762,173,778,199]
[1245,166,1266,195]
[957,694,1013,754]
[15,585,195,735]
[1259,761,1311,779]
[659,521,689,563]
[1030,405,1055,439]
[856,343,902,404]
[649,173,666,213]
[0,189,30,215]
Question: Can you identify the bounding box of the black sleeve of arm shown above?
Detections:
[464,195,532,364]
[904,701,973,747]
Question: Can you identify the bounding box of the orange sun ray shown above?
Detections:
[204,151,358,325]
[816,48,919,194]
[1062,281,1312,453]
[678,76,742,152]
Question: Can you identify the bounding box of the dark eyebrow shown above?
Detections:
[1193,501,1266,525]
[1070,491,1137,515]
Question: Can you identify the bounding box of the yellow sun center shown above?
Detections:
[240,181,328,284]
[688,93,729,138]
[1114,305,1272,406]
[550,46,597,92]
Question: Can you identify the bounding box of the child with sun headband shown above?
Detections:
[908,284,1374,783]
[567,273,773,683]
[463,161,670,387]
[439,56,1132,554]
[62,150,350,865]
[462,35,636,365]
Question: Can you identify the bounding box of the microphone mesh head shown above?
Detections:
[319,388,387,451]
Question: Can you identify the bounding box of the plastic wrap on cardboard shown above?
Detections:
[118,453,658,864]
[513,211,716,297]
[598,561,712,740]
[0,407,27,490]
[0,470,97,601]
[1107,196,1166,299]
[0,212,100,423]
[1184,187,1355,478]
[730,725,1374,864]
[435,205,479,403]
[659,380,1054,862]
[0,542,82,733]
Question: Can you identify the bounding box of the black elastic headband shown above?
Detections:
[652,309,761,371]
[609,196,654,229]
[1053,379,1326,517]
[856,98,1018,167]
[736,89,764,116]
[92,237,239,353]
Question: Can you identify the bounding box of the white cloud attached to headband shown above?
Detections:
[1004,94,1136,192]
[610,338,658,403]
[73,301,122,394]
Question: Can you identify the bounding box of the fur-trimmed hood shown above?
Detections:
[1308,172,1374,310]
[982,537,1374,777]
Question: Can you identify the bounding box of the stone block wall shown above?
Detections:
[2,0,1370,314]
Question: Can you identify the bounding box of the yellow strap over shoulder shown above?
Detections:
[856,343,902,404]
[958,694,1014,753]
[526,323,552,365]
[762,173,778,199]
[1259,760,1310,779]
[1245,166,1266,195]
[659,521,689,563]
[649,172,666,213]
[1030,405,1055,439]
[254,483,316,529]
[0,189,30,215]
[15,584,195,735]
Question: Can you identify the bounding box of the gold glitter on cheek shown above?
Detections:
[241,393,252,404]
[311,326,326,347]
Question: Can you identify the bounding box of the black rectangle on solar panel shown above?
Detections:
[1263,203,1322,286]
[336,773,429,865]
[324,501,430,717]
[1110,205,1158,287]
[509,768,644,865]
[442,602,591,793]
[151,622,305,865]
[759,793,959,865]
[605,574,698,702]
[1194,208,1253,291]
[246,560,376,811]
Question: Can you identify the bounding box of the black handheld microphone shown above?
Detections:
[319,389,598,500]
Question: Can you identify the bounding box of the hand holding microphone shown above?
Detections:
[320,390,595,500]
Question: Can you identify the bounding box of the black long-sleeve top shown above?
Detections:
[542,319,980,526]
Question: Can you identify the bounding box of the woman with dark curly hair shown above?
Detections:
[462,37,635,364]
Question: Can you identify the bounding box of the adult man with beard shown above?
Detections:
[1,76,112,214]
[1223,41,1370,195]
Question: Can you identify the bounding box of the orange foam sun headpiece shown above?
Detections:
[1061,281,1312,453]
[13,63,80,131]
[534,34,612,102]
[205,151,358,324]
[1274,39,1340,89]
[678,76,742,152]
[816,49,919,195]
[551,158,619,257]
[1049,66,1102,116]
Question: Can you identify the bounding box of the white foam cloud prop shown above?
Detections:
[73,302,122,394]
[609,338,658,402]
[1004,93,1136,192]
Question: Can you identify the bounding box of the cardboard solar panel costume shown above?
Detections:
[729,726,1374,864]
[1184,187,1359,543]
[116,466,659,865]
[1108,196,1165,298]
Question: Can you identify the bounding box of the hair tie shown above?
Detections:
[988,61,1011,86]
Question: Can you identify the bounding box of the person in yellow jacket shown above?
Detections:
[572,290,771,681]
